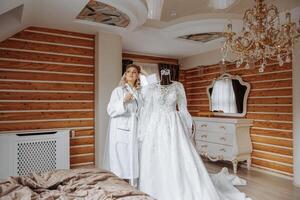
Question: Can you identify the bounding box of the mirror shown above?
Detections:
[207,73,250,117]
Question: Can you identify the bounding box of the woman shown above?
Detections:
[138,69,249,200]
[103,64,142,186]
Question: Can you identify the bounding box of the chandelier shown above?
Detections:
[221,0,300,72]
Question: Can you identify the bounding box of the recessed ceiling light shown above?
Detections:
[146,0,165,20]
[209,0,236,10]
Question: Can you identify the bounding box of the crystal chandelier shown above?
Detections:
[221,0,300,72]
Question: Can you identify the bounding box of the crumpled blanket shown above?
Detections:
[0,168,154,200]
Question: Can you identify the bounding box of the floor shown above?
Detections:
[204,160,300,200]
[83,161,300,200]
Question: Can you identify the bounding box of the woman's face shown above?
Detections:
[125,67,139,83]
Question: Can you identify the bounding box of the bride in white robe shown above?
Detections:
[103,64,143,185]
[138,80,250,200]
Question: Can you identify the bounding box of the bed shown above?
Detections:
[0,168,154,199]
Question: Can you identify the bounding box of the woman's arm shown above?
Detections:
[107,87,128,117]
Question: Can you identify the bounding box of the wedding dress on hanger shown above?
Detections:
[138,81,250,200]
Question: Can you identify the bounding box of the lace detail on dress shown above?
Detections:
[155,82,178,112]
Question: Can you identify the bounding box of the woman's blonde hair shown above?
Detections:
[120,64,141,89]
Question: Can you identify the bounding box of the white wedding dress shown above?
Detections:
[138,81,250,200]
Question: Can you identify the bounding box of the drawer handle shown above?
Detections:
[220,137,226,141]
[219,148,226,152]
[220,125,226,130]
[201,145,208,148]
[201,135,208,138]
[201,124,208,128]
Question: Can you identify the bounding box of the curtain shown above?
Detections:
[158,63,180,81]
[133,62,159,78]
[122,59,133,75]
[133,61,159,86]
[231,79,247,113]
[211,79,237,113]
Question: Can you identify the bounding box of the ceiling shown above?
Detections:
[161,0,300,21]
[0,0,300,59]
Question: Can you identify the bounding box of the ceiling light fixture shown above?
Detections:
[146,0,165,20]
[221,0,300,72]
[209,0,237,10]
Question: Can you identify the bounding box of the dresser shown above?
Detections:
[193,117,253,173]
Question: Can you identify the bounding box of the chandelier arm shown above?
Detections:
[266,5,279,25]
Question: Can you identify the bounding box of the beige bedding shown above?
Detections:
[0,168,154,200]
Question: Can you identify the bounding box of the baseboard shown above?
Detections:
[240,163,293,180]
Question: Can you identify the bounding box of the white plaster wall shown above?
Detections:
[0,0,25,15]
[293,40,300,187]
[0,0,34,42]
[95,32,122,168]
[179,49,221,69]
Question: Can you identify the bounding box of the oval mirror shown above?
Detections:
[207,73,250,117]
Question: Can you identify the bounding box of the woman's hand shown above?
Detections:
[124,93,133,103]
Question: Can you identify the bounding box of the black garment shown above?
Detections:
[231,79,247,113]
[158,63,180,81]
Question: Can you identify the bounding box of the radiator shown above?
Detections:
[0,130,70,180]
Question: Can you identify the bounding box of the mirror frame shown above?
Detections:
[207,73,251,117]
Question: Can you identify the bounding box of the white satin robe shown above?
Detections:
[103,85,142,182]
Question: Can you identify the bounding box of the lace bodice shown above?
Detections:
[139,81,193,141]
[143,81,188,113]
[154,82,178,112]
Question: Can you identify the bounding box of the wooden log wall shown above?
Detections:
[0,27,95,168]
[181,62,293,177]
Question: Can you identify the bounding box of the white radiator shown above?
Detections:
[0,130,69,180]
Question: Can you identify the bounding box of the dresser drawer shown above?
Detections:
[207,143,233,158]
[195,130,233,146]
[195,141,233,159]
[194,121,234,133]
[195,121,210,131]
[215,123,234,133]
[195,140,209,153]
